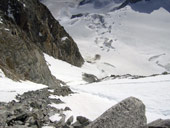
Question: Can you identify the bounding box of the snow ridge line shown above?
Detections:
[104,80,170,85]
[70,87,119,102]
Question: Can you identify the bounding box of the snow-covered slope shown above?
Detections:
[42,0,170,76]
[40,1,170,122]
[1,0,170,126]
[0,70,47,102]
[45,53,170,123]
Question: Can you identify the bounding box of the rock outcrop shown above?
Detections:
[86,97,147,128]
[0,12,58,86]
[148,119,170,128]
[82,73,99,83]
[0,0,84,67]
[0,0,84,85]
[117,0,142,10]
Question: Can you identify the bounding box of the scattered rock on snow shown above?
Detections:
[1,89,169,128]
[0,88,70,128]
[82,73,99,83]
[53,86,73,96]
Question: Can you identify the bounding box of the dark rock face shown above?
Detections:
[117,0,142,9]
[0,0,84,67]
[0,13,58,86]
[129,0,142,3]
[72,116,91,128]
[148,119,170,128]
[0,0,84,85]
[79,0,124,9]
[82,73,99,83]
[86,97,147,128]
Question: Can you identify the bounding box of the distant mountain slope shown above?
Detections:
[43,0,170,76]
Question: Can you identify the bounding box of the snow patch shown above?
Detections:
[48,89,54,93]
[7,5,15,21]
[0,70,47,102]
[50,102,67,110]
[23,3,26,7]
[0,17,3,24]
[39,32,43,37]
[50,113,62,122]
[42,126,55,128]
[61,36,68,41]
[4,28,10,31]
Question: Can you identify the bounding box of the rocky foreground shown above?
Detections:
[0,87,169,128]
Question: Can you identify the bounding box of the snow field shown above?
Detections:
[45,54,170,123]
[0,70,47,102]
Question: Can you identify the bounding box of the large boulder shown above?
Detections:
[82,73,99,83]
[86,97,147,128]
[148,119,170,128]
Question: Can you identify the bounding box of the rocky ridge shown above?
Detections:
[0,12,58,86]
[0,0,84,67]
[0,0,84,86]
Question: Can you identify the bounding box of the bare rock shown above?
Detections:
[53,86,73,96]
[77,116,90,125]
[86,97,147,128]
[82,73,99,83]
[0,12,59,86]
[0,0,84,86]
[0,0,84,67]
[148,119,170,128]
[66,116,74,125]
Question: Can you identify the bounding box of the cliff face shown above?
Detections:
[0,0,84,86]
[0,0,84,67]
[0,12,58,86]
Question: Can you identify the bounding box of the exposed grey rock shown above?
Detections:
[0,0,84,86]
[62,125,72,128]
[64,107,71,111]
[86,97,147,128]
[71,116,91,128]
[72,121,82,128]
[148,119,170,128]
[77,116,90,125]
[53,86,73,96]
[0,0,84,67]
[0,11,59,87]
[66,116,74,125]
[82,73,99,83]
[58,114,66,126]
